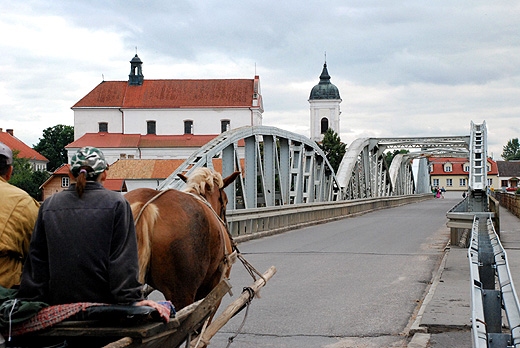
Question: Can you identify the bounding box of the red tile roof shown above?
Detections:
[66,133,140,149]
[429,157,498,175]
[106,158,245,180]
[103,179,125,191]
[107,159,186,179]
[66,133,219,149]
[0,130,48,162]
[72,79,257,109]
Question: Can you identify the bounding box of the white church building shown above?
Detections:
[67,54,264,164]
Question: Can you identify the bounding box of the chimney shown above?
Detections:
[6,129,13,136]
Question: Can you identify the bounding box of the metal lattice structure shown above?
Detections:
[158,126,340,209]
[157,122,485,208]
[336,135,471,199]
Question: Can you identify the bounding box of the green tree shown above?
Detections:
[384,149,410,168]
[9,151,50,200]
[502,138,520,161]
[33,124,74,171]
[317,129,347,173]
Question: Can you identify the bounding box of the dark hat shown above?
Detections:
[0,142,13,165]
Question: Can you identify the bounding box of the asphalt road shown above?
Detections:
[204,195,459,348]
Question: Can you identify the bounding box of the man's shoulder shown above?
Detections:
[0,180,34,200]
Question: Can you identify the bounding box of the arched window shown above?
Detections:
[320,118,329,134]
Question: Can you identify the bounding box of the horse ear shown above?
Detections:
[222,171,240,189]
[178,173,188,183]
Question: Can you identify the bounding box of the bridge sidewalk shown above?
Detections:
[408,206,520,348]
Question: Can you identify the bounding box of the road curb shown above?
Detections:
[408,333,431,348]
[406,243,451,347]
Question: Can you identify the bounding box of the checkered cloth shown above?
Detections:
[7,301,173,337]
[9,302,103,336]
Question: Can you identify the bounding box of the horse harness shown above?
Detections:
[134,188,265,286]
[133,188,237,276]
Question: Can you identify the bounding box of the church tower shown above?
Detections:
[308,61,341,142]
[128,54,144,86]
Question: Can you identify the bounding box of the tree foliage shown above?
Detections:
[33,124,74,171]
[9,151,50,201]
[317,129,347,173]
[384,149,410,168]
[502,138,520,161]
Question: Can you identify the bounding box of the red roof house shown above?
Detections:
[0,128,48,171]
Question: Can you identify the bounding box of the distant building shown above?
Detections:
[40,163,127,201]
[65,132,219,165]
[428,157,499,192]
[41,157,245,199]
[0,128,48,171]
[308,62,341,142]
[70,54,263,162]
[496,160,520,192]
[106,158,187,191]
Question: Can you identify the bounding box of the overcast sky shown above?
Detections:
[1,1,519,159]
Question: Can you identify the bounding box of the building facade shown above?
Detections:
[429,157,499,192]
[496,160,520,192]
[69,54,263,161]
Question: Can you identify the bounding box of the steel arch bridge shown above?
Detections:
[159,123,484,208]
[158,126,341,209]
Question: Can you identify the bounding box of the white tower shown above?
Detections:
[308,62,342,142]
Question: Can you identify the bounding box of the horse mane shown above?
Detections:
[182,167,224,196]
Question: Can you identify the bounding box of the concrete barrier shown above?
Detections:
[229,194,433,242]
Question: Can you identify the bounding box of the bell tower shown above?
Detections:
[128,54,144,86]
[308,61,341,142]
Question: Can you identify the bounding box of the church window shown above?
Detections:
[147,121,156,135]
[221,120,230,133]
[184,120,193,134]
[99,122,108,133]
[320,118,329,134]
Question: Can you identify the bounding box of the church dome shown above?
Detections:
[309,63,341,100]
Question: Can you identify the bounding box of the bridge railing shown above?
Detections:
[228,194,433,241]
[469,214,520,348]
[492,192,520,220]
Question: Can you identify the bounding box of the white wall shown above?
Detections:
[74,109,122,140]
[122,108,252,135]
[309,99,341,142]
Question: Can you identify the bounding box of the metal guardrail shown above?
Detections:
[469,214,520,348]
[228,194,433,240]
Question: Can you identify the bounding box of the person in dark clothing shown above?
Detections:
[18,147,167,319]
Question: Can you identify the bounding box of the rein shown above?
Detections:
[187,191,266,284]
[135,188,265,286]
[133,189,172,225]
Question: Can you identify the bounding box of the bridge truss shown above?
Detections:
[158,126,341,209]
[158,123,483,208]
[336,135,470,199]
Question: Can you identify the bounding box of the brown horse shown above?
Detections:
[124,168,240,310]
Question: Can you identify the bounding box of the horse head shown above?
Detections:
[179,168,240,223]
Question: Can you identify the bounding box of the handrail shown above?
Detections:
[468,217,489,347]
[468,214,520,348]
